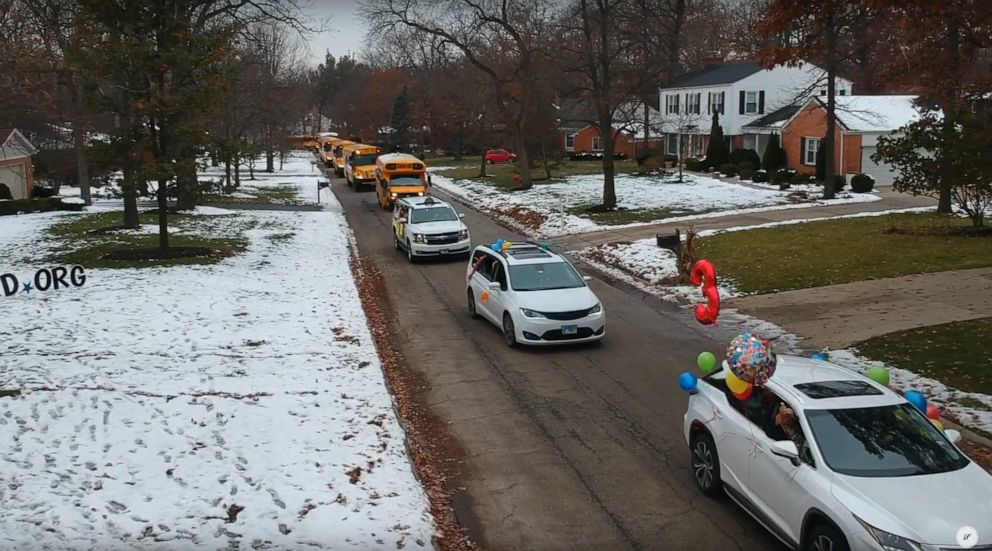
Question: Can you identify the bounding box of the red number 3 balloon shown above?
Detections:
[691,259,720,325]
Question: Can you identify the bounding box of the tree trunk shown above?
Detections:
[73,125,89,203]
[157,178,169,250]
[822,14,838,200]
[122,167,140,229]
[540,139,551,180]
[234,156,241,188]
[514,124,532,190]
[248,156,256,180]
[601,132,617,209]
[266,125,275,173]
[176,154,198,210]
[642,101,651,159]
[224,158,232,192]
[211,150,220,167]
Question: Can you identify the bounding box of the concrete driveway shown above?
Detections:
[327,174,784,551]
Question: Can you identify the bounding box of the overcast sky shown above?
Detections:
[304,0,370,66]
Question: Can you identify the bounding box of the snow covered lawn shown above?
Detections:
[431,170,881,237]
[0,185,433,548]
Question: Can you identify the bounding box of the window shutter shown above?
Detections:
[801,138,807,164]
[720,92,725,114]
[675,94,680,113]
[707,92,712,114]
[739,91,746,115]
[759,91,765,114]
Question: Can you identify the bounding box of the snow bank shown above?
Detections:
[0,179,433,549]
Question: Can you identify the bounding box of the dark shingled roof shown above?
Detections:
[742,105,801,128]
[667,61,764,89]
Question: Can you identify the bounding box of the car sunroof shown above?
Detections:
[794,380,883,399]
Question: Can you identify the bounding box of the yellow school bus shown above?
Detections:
[331,140,356,176]
[344,144,384,190]
[302,135,320,151]
[319,136,342,167]
[374,153,429,210]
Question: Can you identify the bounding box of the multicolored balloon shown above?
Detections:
[726,332,777,386]
[679,372,699,392]
[697,351,717,374]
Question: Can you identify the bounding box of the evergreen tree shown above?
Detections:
[704,111,729,169]
[390,87,411,151]
[762,133,786,170]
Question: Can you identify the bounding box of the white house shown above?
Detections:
[0,129,38,200]
[658,58,854,158]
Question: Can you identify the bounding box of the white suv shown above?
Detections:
[466,242,605,346]
[684,356,992,551]
[392,196,470,262]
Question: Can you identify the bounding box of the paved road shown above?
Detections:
[326,172,784,551]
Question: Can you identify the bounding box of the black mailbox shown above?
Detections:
[656,229,682,252]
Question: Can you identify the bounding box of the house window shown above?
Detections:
[687,93,701,114]
[708,92,724,115]
[745,91,759,114]
[665,94,680,114]
[803,137,820,166]
[565,133,575,150]
[592,136,603,151]
[839,89,847,96]
[666,133,678,155]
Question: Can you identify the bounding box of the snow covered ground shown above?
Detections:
[0,157,434,549]
[431,170,881,237]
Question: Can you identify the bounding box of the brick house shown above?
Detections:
[555,98,664,158]
[0,129,38,200]
[781,96,921,184]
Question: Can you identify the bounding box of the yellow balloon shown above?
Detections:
[931,418,944,431]
[726,371,749,394]
[502,242,513,250]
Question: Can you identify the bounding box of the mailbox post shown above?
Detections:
[317,180,330,204]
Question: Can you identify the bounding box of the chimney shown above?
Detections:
[702,56,725,68]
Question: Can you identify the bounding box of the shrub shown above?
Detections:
[0,183,12,200]
[664,154,678,165]
[832,174,847,192]
[791,171,812,185]
[31,186,57,198]
[704,111,730,167]
[738,168,754,181]
[737,160,756,173]
[730,148,761,168]
[751,170,770,183]
[718,163,738,177]
[851,173,875,193]
[771,169,791,188]
[0,197,74,216]
[684,158,702,172]
[761,134,786,170]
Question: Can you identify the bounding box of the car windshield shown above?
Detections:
[410,207,457,223]
[509,262,585,291]
[389,175,423,186]
[351,154,378,165]
[805,404,968,477]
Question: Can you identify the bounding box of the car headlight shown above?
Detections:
[412,233,426,244]
[589,303,602,314]
[459,229,469,240]
[520,308,545,319]
[855,516,923,551]
[417,192,424,196]
[390,193,398,198]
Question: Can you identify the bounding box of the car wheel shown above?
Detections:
[467,289,479,319]
[486,158,493,164]
[690,431,722,497]
[805,524,849,551]
[393,233,401,251]
[502,312,517,347]
[406,241,416,263]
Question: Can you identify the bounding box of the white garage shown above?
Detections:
[859,145,897,186]
[832,96,922,187]
[0,129,38,200]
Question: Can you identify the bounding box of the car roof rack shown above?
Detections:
[497,241,553,259]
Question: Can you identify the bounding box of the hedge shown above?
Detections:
[0,197,84,216]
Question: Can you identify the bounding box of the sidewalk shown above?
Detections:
[553,188,937,249]
[727,267,992,349]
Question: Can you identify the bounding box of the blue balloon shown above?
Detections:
[811,353,827,361]
[904,390,927,413]
[490,242,500,250]
[678,371,698,392]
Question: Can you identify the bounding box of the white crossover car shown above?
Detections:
[684,356,992,551]
[466,242,605,346]
[392,196,470,262]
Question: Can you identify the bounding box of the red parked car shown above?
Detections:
[484,148,517,164]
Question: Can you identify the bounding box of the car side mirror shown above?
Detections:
[459,213,465,219]
[945,429,962,444]
[770,440,800,464]
[488,281,502,291]
[582,276,592,282]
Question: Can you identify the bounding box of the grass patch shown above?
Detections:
[854,318,992,395]
[45,211,250,269]
[700,213,992,294]
[568,205,705,225]
[435,159,638,190]
[267,232,296,242]
[202,183,302,205]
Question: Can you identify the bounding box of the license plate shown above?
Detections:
[562,324,578,335]
[440,249,449,254]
